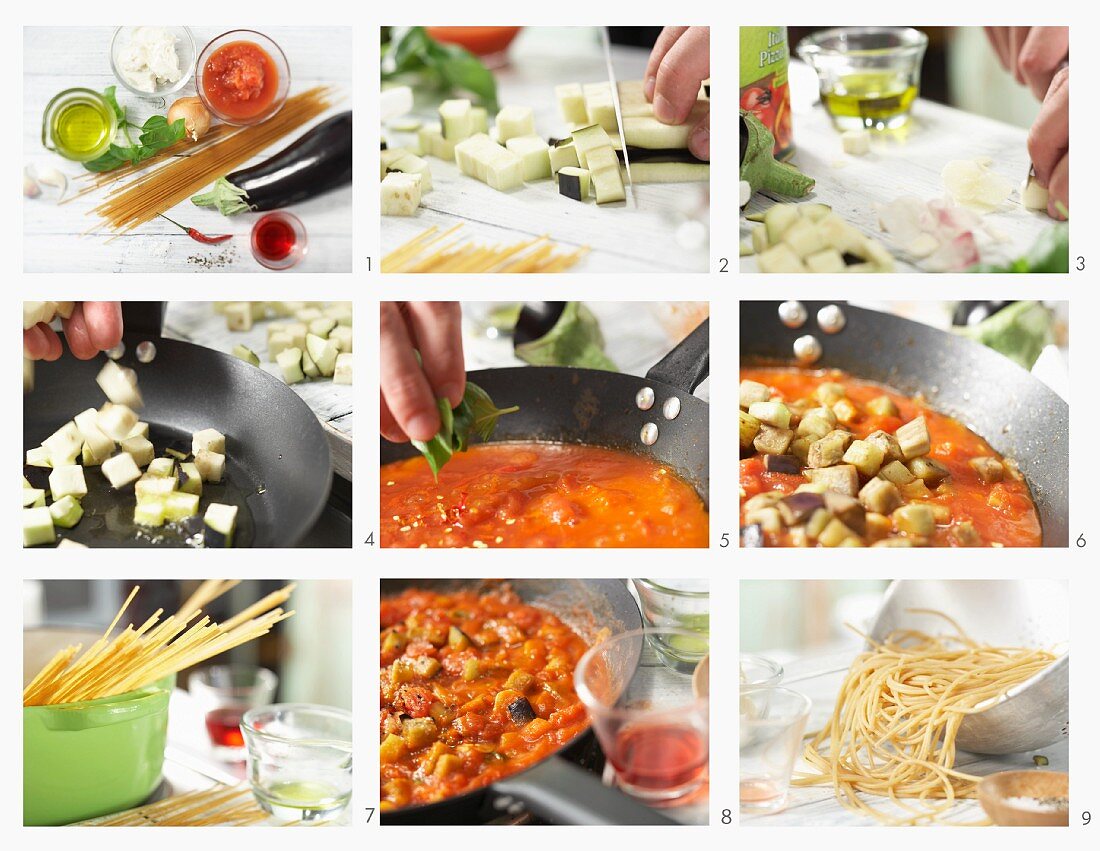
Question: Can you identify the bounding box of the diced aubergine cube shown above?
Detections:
[136,475,176,501]
[329,325,353,353]
[97,404,139,441]
[570,124,614,168]
[818,517,858,547]
[49,495,84,529]
[556,166,591,201]
[756,243,806,273]
[908,456,951,487]
[896,416,931,460]
[454,134,525,191]
[585,146,625,204]
[267,332,294,360]
[74,408,114,462]
[306,334,339,377]
[204,503,238,548]
[23,488,46,508]
[309,317,337,339]
[164,492,200,522]
[504,134,549,180]
[866,395,900,417]
[223,302,253,331]
[764,454,802,475]
[739,380,771,409]
[302,349,320,378]
[178,462,203,496]
[96,360,143,409]
[549,140,580,174]
[833,398,859,424]
[194,449,225,483]
[387,153,432,193]
[23,507,55,547]
[233,344,261,366]
[797,413,832,441]
[807,430,851,468]
[101,453,142,489]
[334,353,353,385]
[753,424,794,456]
[842,439,885,478]
[865,430,903,464]
[807,464,860,497]
[948,521,983,547]
[823,492,867,534]
[858,477,903,515]
[582,82,617,132]
[439,99,473,141]
[878,459,916,485]
[192,428,226,456]
[48,465,87,500]
[470,106,489,134]
[165,447,189,461]
[969,456,1004,484]
[497,106,534,145]
[777,491,825,526]
[381,172,422,216]
[146,458,175,478]
[747,400,791,429]
[276,347,305,384]
[739,411,761,451]
[43,421,83,467]
[26,446,52,468]
[555,83,588,124]
[127,422,150,440]
[120,435,155,468]
[893,503,936,536]
[134,501,165,527]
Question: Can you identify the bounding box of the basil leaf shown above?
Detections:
[463,382,519,442]
[381,26,498,110]
[411,383,518,479]
[410,398,456,479]
[514,302,618,372]
[101,86,125,122]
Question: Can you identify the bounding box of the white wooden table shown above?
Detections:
[23,27,352,273]
[383,27,709,274]
[164,302,352,479]
[741,646,1069,826]
[741,61,1051,273]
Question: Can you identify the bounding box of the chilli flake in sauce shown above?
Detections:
[381,443,708,548]
[740,367,1041,547]
[379,588,589,809]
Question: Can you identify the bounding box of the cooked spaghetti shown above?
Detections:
[794,610,1057,825]
[23,583,294,706]
[91,87,333,234]
[382,223,589,273]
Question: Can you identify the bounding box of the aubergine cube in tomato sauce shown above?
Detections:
[739,367,1041,547]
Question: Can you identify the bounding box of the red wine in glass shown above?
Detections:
[205,706,247,750]
[610,722,708,794]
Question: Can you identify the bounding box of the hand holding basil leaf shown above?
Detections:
[412,382,518,479]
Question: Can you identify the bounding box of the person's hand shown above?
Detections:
[23,302,123,361]
[643,26,710,161]
[380,302,465,443]
[1028,67,1069,220]
[984,26,1069,101]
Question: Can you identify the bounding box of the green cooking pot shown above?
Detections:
[23,684,170,826]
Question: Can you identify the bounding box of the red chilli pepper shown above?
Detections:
[159,214,233,245]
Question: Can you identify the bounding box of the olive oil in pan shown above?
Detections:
[26,424,255,548]
[820,71,918,131]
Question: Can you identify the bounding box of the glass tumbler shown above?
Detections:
[740,686,811,814]
[576,628,709,802]
[632,579,710,673]
[190,664,278,762]
[242,703,353,822]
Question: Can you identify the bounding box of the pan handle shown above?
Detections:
[121,302,166,338]
[493,755,678,825]
[645,318,709,393]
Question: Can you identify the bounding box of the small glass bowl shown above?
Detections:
[251,211,308,271]
[196,30,290,126]
[740,653,783,688]
[242,703,352,822]
[109,26,196,99]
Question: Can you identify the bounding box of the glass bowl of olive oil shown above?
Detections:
[41,88,118,162]
[797,27,928,131]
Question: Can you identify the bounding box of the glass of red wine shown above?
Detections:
[575,629,709,803]
[190,664,279,762]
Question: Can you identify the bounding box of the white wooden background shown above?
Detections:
[741,61,1053,273]
[23,27,352,273]
[382,28,710,274]
[164,302,352,479]
[741,647,1069,826]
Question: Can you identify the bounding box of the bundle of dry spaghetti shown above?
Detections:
[90,87,333,234]
[23,583,294,707]
[382,223,589,273]
[85,784,268,827]
[793,610,1056,826]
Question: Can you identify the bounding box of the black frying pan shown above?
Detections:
[23,303,331,547]
[381,578,677,826]
[381,319,710,506]
[740,301,1069,546]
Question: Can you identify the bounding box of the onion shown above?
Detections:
[168,96,212,142]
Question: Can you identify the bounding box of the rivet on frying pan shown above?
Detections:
[636,387,655,411]
[136,341,157,363]
[662,397,681,420]
[794,334,822,365]
[817,304,846,334]
[779,300,808,328]
[641,423,659,445]
[105,341,125,360]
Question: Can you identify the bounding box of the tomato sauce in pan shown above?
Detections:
[379,588,590,810]
[740,367,1042,547]
[381,443,708,548]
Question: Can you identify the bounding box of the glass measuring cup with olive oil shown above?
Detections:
[42,88,118,162]
[798,27,928,131]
